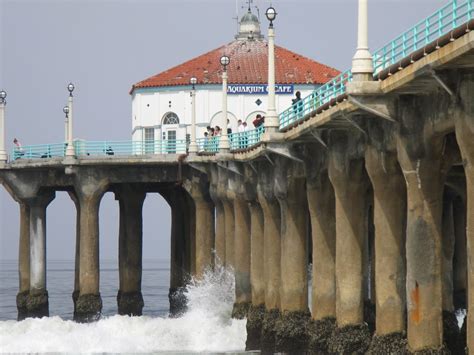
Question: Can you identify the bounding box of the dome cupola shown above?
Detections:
[235,7,264,40]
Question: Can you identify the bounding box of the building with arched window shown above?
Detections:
[130,7,340,147]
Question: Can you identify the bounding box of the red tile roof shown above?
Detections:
[130,39,340,93]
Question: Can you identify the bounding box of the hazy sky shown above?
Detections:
[0,0,449,263]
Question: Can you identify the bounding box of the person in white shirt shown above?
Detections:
[242,122,250,148]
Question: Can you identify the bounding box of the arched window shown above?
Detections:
[162,112,179,125]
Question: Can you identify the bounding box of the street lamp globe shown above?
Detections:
[266,6,277,25]
[220,55,230,69]
[0,90,6,100]
[190,77,197,85]
[67,83,75,95]
[63,105,69,115]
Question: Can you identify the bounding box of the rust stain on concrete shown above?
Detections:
[410,281,421,324]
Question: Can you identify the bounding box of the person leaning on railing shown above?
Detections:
[292,91,303,121]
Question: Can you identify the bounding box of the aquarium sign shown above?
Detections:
[227,84,294,95]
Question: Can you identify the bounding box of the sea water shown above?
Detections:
[0,259,247,353]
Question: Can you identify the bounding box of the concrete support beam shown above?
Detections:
[16,203,30,320]
[273,156,310,353]
[454,74,474,354]
[73,175,108,322]
[115,184,146,316]
[26,191,55,318]
[230,168,254,319]
[257,162,282,353]
[184,174,215,278]
[162,187,193,316]
[327,131,371,353]
[365,146,407,352]
[303,144,337,353]
[246,200,265,351]
[396,96,453,352]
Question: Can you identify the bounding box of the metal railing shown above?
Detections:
[373,0,473,74]
[196,136,220,153]
[279,70,353,130]
[11,139,189,160]
[229,126,265,151]
[12,143,67,160]
[278,0,473,131]
[74,139,188,156]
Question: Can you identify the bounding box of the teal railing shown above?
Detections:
[12,143,67,160]
[279,0,473,130]
[229,125,265,150]
[74,139,188,156]
[279,70,353,130]
[196,136,220,153]
[11,139,189,160]
[373,0,473,74]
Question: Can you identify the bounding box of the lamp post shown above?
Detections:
[219,55,230,152]
[188,76,198,154]
[63,105,69,143]
[264,6,279,132]
[351,0,373,81]
[65,83,75,157]
[0,90,7,163]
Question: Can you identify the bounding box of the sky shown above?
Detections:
[0,0,449,263]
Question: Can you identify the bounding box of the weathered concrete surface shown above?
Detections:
[365,139,407,339]
[441,191,456,314]
[26,290,49,318]
[217,167,235,269]
[245,303,265,351]
[184,174,215,278]
[74,171,108,322]
[17,203,30,320]
[397,95,454,352]
[115,184,146,316]
[304,143,336,324]
[454,73,474,354]
[367,332,407,354]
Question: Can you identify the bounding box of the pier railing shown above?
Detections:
[229,125,265,150]
[278,0,473,130]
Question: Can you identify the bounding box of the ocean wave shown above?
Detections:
[0,266,246,353]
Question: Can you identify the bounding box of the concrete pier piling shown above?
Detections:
[274,157,310,353]
[27,191,55,318]
[73,174,108,322]
[327,131,372,354]
[365,144,407,353]
[17,203,30,320]
[257,162,282,353]
[231,172,251,319]
[184,174,215,278]
[115,185,146,316]
[304,144,337,353]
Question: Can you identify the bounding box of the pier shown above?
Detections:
[1,1,473,353]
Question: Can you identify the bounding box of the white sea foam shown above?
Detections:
[0,266,246,353]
